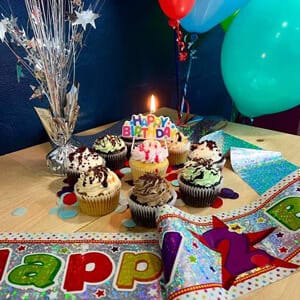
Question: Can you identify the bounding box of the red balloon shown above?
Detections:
[158,0,195,20]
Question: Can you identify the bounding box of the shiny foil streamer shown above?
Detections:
[231,147,298,194]
[0,232,162,299]
[200,130,299,195]
[156,169,300,300]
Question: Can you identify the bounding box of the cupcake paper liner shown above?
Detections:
[127,188,177,228]
[178,176,222,208]
[97,147,127,170]
[168,150,189,166]
[129,159,169,182]
[75,186,121,216]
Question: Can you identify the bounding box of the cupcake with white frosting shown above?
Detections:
[66,146,106,179]
[188,140,226,169]
[167,131,190,166]
[74,165,121,216]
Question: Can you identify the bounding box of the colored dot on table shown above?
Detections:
[11,207,27,216]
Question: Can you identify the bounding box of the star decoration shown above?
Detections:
[60,247,69,254]
[94,289,105,298]
[189,216,299,290]
[0,18,9,42]
[110,246,119,253]
[17,245,26,251]
[72,9,99,30]
[189,255,197,263]
[276,232,284,238]
[256,217,266,223]
[228,223,244,233]
[192,241,198,248]
[279,247,288,253]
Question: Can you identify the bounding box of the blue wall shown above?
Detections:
[0,0,241,155]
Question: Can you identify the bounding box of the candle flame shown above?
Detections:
[150,94,156,113]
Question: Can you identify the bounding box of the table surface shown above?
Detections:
[0,108,299,299]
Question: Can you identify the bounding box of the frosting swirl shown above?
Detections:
[131,140,168,163]
[67,146,105,173]
[180,159,222,187]
[188,140,223,163]
[75,165,121,197]
[167,131,190,152]
[131,173,173,206]
[93,135,126,154]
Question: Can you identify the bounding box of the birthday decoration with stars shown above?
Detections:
[157,169,300,299]
[0,232,162,299]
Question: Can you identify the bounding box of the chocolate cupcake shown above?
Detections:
[127,173,177,227]
[93,134,127,170]
[178,159,223,207]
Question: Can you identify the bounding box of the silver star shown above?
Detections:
[0,18,9,42]
[72,9,99,31]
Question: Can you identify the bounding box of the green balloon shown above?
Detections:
[221,0,300,118]
[220,10,240,32]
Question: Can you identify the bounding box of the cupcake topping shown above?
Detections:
[189,140,223,162]
[181,159,222,187]
[67,146,105,173]
[131,140,168,163]
[131,173,173,206]
[93,135,126,154]
[75,165,121,197]
[167,131,191,152]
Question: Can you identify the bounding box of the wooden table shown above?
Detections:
[0,108,299,299]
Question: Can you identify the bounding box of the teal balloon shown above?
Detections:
[221,0,300,118]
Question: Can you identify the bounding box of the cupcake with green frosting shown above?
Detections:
[178,159,222,207]
[93,134,127,170]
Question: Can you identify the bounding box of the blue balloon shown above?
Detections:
[221,0,300,118]
[181,0,248,33]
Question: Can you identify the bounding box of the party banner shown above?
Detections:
[156,169,300,299]
[0,232,162,299]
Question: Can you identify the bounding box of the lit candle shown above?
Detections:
[149,94,157,114]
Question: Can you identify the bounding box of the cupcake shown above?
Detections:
[129,139,169,182]
[188,140,226,169]
[74,165,121,216]
[93,134,127,170]
[127,173,177,227]
[178,159,223,207]
[66,146,106,180]
[122,136,144,159]
[167,131,191,166]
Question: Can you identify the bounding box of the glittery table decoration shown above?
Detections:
[199,130,261,155]
[231,147,299,194]
[156,169,300,300]
[0,232,163,299]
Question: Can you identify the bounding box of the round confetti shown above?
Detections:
[171,179,179,187]
[210,197,223,208]
[122,219,136,228]
[11,207,28,216]
[58,208,78,219]
[62,193,77,205]
[220,188,239,199]
[120,167,131,174]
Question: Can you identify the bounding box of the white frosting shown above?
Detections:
[131,140,168,163]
